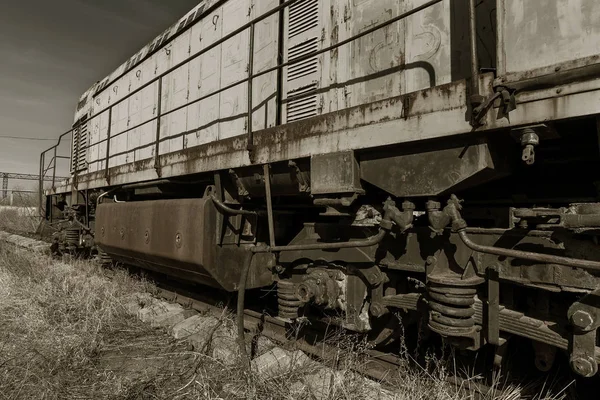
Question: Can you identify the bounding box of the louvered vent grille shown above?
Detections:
[289,0,319,38]
[287,82,318,122]
[288,38,319,81]
[71,119,89,173]
[285,0,320,123]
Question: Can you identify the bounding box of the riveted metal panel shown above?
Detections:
[95,198,275,291]
[498,0,600,81]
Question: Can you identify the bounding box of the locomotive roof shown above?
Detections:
[77,1,220,106]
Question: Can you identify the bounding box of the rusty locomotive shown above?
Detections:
[41,0,600,377]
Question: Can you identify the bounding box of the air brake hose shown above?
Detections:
[444,197,600,272]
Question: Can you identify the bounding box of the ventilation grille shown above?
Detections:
[287,83,318,122]
[289,0,319,38]
[71,119,89,173]
[288,38,319,81]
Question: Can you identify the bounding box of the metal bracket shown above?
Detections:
[568,287,600,377]
[487,265,500,346]
[288,160,310,193]
[229,169,249,197]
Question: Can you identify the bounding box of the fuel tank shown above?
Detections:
[95,198,275,291]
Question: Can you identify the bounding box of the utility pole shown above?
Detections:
[1,173,8,200]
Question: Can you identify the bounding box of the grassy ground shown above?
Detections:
[0,192,40,234]
[0,238,572,399]
[0,207,40,233]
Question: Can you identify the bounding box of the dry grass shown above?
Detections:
[0,234,575,399]
[0,207,40,233]
[0,245,203,399]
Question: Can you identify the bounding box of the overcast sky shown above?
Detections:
[0,0,199,188]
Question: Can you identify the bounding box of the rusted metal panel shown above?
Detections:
[338,0,406,109]
[497,0,600,82]
[95,198,275,291]
[360,139,510,197]
[311,151,362,195]
[58,77,474,192]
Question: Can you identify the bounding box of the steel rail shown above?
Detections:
[153,284,496,398]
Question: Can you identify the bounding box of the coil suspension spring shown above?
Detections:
[277,280,303,320]
[65,228,80,247]
[97,248,113,266]
[427,276,483,338]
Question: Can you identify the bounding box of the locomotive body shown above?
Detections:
[42,0,600,377]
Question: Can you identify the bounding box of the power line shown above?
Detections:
[0,135,57,141]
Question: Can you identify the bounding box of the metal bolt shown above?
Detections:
[571,310,594,331]
[571,357,598,378]
[274,265,285,274]
[369,272,381,285]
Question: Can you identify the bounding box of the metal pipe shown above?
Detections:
[246,23,255,157]
[105,107,113,181]
[97,187,121,206]
[121,179,172,190]
[457,230,600,272]
[38,152,44,214]
[252,229,387,253]
[210,194,259,217]
[52,147,57,190]
[154,76,163,176]
[263,164,276,247]
[468,0,480,102]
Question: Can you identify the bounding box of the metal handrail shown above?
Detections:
[40,0,445,200]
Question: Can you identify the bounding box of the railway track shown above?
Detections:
[0,231,563,398]
[152,280,497,399]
